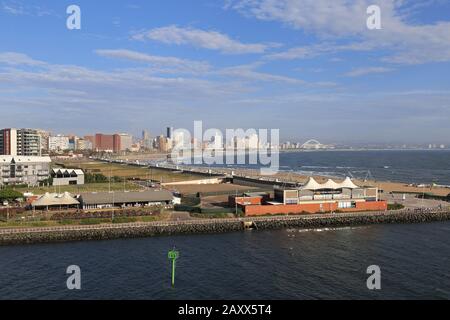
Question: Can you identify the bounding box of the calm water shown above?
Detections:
[192,150,450,185]
[1,221,449,300]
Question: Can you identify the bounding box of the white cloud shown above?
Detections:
[1,0,56,17]
[95,49,211,74]
[0,52,46,66]
[229,0,450,65]
[345,67,394,77]
[216,63,305,84]
[132,25,275,54]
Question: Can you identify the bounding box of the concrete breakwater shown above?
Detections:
[1,210,450,246]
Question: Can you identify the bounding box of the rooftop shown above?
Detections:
[79,190,173,205]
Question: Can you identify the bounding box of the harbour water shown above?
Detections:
[0,221,449,299]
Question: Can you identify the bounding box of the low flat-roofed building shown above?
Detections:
[79,190,174,210]
[51,168,85,186]
[241,177,386,216]
[0,156,51,186]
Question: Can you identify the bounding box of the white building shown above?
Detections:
[51,168,85,186]
[0,156,51,186]
[247,134,259,150]
[118,133,133,151]
[76,138,93,151]
[49,135,70,151]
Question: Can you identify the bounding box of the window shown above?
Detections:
[338,201,356,209]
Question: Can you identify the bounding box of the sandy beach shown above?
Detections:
[202,166,450,197]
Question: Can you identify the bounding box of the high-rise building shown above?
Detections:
[142,130,152,150]
[211,133,223,150]
[0,128,17,155]
[157,135,169,153]
[94,133,133,153]
[49,135,70,151]
[173,131,186,149]
[167,127,174,140]
[247,134,259,150]
[76,138,93,151]
[118,133,133,151]
[84,135,95,146]
[95,134,121,153]
[36,129,50,153]
[0,128,41,156]
[17,129,41,156]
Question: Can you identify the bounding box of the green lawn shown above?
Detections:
[57,160,204,183]
[0,215,163,229]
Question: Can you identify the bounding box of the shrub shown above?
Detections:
[79,218,109,225]
[388,203,405,210]
[112,217,137,224]
[84,173,109,184]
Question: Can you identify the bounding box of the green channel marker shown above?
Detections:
[168,248,180,287]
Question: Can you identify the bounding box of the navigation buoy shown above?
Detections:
[168,248,180,287]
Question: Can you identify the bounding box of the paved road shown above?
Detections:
[381,193,449,209]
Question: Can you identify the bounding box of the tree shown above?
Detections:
[0,189,24,202]
[85,173,108,183]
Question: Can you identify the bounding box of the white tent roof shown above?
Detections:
[322,179,340,190]
[32,192,80,207]
[339,177,359,189]
[302,177,323,190]
[302,177,359,190]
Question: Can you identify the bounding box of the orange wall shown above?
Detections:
[244,201,387,216]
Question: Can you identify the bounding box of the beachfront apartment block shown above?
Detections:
[0,156,51,186]
[0,128,41,156]
[48,135,70,151]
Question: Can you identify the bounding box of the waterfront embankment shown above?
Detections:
[1,209,450,246]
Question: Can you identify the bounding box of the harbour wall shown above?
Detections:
[1,210,450,246]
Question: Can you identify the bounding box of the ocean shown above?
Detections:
[189,150,450,185]
[0,221,449,299]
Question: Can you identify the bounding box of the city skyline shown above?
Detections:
[1,0,450,143]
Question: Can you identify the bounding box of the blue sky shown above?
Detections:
[1,0,450,144]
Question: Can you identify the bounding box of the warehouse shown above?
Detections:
[79,190,174,210]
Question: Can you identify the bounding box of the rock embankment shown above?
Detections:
[1,210,449,246]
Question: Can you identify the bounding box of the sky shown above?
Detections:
[0,0,450,144]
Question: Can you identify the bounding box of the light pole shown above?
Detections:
[112,191,115,223]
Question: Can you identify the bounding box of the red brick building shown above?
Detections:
[230,177,388,216]
[94,134,121,153]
